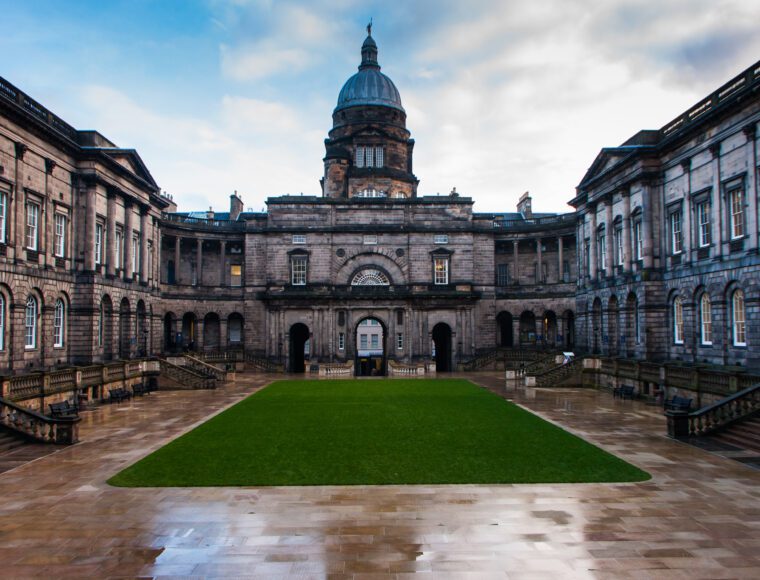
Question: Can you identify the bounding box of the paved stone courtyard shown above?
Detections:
[0,373,758,579]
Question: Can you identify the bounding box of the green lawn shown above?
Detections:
[108,379,649,486]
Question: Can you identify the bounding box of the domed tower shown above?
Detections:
[321,26,418,199]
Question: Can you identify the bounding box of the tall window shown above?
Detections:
[634,299,641,344]
[584,241,590,275]
[338,332,345,351]
[598,231,606,271]
[132,235,140,274]
[0,294,4,351]
[25,296,37,349]
[95,223,103,264]
[397,332,403,350]
[673,297,684,344]
[360,334,368,349]
[670,211,682,254]
[700,293,712,345]
[729,188,744,239]
[697,201,711,247]
[291,255,307,285]
[0,192,7,244]
[230,264,242,287]
[496,263,510,286]
[614,226,623,266]
[54,214,66,257]
[633,221,642,260]
[434,257,449,285]
[98,302,104,346]
[733,289,746,346]
[53,299,65,347]
[26,202,39,250]
[370,334,379,349]
[115,229,123,270]
[355,146,384,168]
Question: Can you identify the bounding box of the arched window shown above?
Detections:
[673,297,684,344]
[700,294,712,345]
[0,294,4,351]
[733,289,746,346]
[54,299,65,348]
[634,298,641,345]
[25,296,37,349]
[351,269,390,286]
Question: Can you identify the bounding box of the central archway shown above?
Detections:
[432,322,453,372]
[289,323,310,373]
[355,318,385,376]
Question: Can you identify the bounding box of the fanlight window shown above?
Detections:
[351,269,390,286]
[354,188,386,198]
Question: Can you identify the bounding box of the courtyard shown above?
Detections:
[0,374,758,578]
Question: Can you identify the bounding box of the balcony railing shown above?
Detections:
[161,213,246,231]
[492,213,577,230]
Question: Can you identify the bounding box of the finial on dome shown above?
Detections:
[360,22,379,70]
[367,18,372,36]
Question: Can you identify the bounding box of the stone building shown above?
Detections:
[0,31,757,378]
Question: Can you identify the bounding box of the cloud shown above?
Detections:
[220,43,313,80]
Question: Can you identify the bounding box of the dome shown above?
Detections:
[334,33,404,114]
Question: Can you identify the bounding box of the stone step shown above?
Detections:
[713,431,760,454]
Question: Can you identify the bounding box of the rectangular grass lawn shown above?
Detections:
[109,379,649,486]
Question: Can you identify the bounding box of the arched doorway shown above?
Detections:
[119,298,131,359]
[136,300,147,357]
[164,312,177,352]
[519,311,536,346]
[289,323,310,373]
[203,313,221,351]
[496,311,513,347]
[432,322,453,372]
[608,296,619,356]
[592,298,602,354]
[181,312,196,351]
[563,310,575,350]
[101,295,114,360]
[542,311,557,348]
[355,317,385,376]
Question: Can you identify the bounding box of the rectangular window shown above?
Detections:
[355,146,365,168]
[598,233,606,271]
[496,263,510,286]
[365,147,374,168]
[729,188,744,239]
[54,214,66,257]
[370,334,379,349]
[670,211,682,254]
[434,257,449,285]
[26,202,39,250]
[0,192,7,244]
[132,235,140,274]
[434,234,448,244]
[292,234,306,244]
[614,228,623,266]
[291,256,307,285]
[53,302,64,348]
[563,260,570,283]
[396,332,403,350]
[360,334,368,350]
[374,147,383,168]
[95,223,103,264]
[338,332,345,351]
[633,221,642,260]
[584,241,590,275]
[115,229,123,270]
[230,264,242,286]
[697,201,711,247]
[363,234,377,245]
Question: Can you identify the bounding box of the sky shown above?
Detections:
[1,0,759,215]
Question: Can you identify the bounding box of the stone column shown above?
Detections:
[622,193,632,272]
[219,241,227,286]
[106,191,116,277]
[196,239,203,286]
[12,143,28,262]
[710,143,723,259]
[43,158,55,268]
[743,125,758,250]
[84,185,97,272]
[681,159,692,262]
[557,235,564,282]
[173,236,181,284]
[536,238,543,283]
[589,207,598,279]
[124,201,133,281]
[605,199,613,277]
[641,185,654,269]
[139,208,149,283]
[512,240,519,284]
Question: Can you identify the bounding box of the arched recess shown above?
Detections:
[355,317,386,376]
[542,311,557,348]
[608,295,619,356]
[519,311,536,346]
[335,252,405,286]
[289,323,310,373]
[136,300,147,357]
[164,311,177,352]
[496,311,513,347]
[563,310,575,350]
[119,298,131,359]
[228,313,244,347]
[203,313,221,351]
[181,312,197,350]
[592,298,603,354]
[432,322,453,372]
[101,295,114,360]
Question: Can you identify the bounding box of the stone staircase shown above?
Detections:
[534,358,582,387]
[0,427,28,454]
[159,359,216,389]
[710,413,760,453]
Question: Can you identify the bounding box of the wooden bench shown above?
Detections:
[132,383,149,397]
[664,395,693,412]
[48,400,78,418]
[613,385,636,399]
[109,388,132,403]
